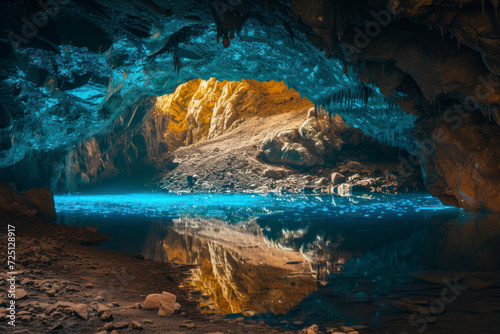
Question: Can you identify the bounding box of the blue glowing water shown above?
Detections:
[55,192,457,220]
[55,192,465,258]
[55,193,500,332]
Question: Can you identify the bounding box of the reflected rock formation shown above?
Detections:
[142,210,500,331]
[147,217,317,315]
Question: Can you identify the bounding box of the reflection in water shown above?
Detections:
[146,218,317,315]
[56,193,500,332]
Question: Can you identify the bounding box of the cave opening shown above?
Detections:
[1,1,500,333]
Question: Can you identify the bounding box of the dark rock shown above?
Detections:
[85,226,100,233]
[48,323,63,332]
[24,187,56,220]
[330,172,346,185]
[113,321,128,329]
[131,321,143,330]
[263,168,286,179]
[99,310,113,322]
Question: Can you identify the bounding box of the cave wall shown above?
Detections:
[290,0,500,211]
[0,95,167,192]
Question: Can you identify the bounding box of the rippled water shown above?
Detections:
[55,192,455,220]
[55,193,500,333]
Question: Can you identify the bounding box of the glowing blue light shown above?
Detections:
[54,193,460,225]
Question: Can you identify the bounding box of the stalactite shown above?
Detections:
[491,0,499,18]
[482,0,486,16]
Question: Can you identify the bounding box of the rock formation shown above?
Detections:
[0,180,56,220]
[153,79,422,195]
[157,220,316,315]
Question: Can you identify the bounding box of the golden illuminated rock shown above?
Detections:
[153,219,317,315]
[155,78,312,151]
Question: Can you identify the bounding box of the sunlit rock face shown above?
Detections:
[1,0,499,210]
[155,78,312,151]
[155,219,317,315]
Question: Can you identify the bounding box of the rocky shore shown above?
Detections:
[152,109,423,196]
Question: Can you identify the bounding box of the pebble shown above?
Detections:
[132,320,143,330]
[14,289,28,300]
[49,322,63,331]
[351,325,369,330]
[94,296,105,302]
[85,283,94,289]
[103,322,115,331]
[99,310,113,322]
[340,326,355,333]
[114,321,129,329]
[179,322,196,329]
[143,319,153,324]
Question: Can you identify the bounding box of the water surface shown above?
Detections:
[55,193,500,333]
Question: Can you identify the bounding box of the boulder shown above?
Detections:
[99,310,113,322]
[339,326,355,332]
[158,300,175,317]
[95,303,110,316]
[24,187,57,220]
[114,322,128,329]
[0,180,40,218]
[143,291,177,310]
[14,288,28,300]
[315,177,329,186]
[73,304,89,320]
[259,119,326,169]
[301,324,319,334]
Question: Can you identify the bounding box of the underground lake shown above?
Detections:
[53,192,500,333]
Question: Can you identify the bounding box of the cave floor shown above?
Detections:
[0,214,299,334]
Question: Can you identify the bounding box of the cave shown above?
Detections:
[1,0,500,333]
